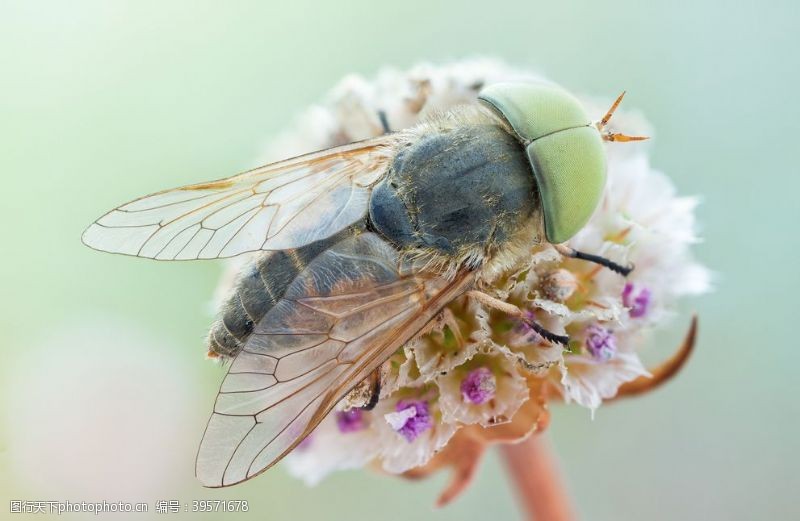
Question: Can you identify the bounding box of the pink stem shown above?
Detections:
[500,436,575,521]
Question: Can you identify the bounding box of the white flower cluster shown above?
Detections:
[214,59,710,484]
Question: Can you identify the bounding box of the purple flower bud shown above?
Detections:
[622,283,652,318]
[389,399,432,442]
[460,367,497,405]
[336,408,365,433]
[584,324,617,361]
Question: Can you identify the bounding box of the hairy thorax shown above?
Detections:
[369,106,542,278]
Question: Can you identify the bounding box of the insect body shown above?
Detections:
[82,82,644,487]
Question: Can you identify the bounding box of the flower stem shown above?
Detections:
[500,436,575,521]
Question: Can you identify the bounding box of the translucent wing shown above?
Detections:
[195,232,475,487]
[82,137,395,260]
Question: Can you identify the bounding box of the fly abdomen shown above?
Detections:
[207,229,354,359]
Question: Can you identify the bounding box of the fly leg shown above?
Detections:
[342,366,383,411]
[466,291,569,346]
[554,244,634,277]
[377,110,392,134]
[363,369,382,411]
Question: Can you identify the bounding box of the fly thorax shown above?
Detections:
[368,124,537,263]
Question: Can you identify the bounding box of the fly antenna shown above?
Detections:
[603,132,649,142]
[596,91,649,143]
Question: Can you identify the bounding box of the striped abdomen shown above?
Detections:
[207,229,355,359]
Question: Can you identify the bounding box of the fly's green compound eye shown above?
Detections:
[478,83,591,143]
[525,127,605,244]
[478,82,607,244]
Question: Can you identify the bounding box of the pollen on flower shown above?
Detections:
[460,367,497,404]
[385,399,432,442]
[584,324,617,361]
[336,409,366,433]
[622,283,651,318]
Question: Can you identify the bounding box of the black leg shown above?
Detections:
[556,245,634,276]
[523,317,570,346]
[377,110,391,134]
[466,290,570,346]
[362,370,381,411]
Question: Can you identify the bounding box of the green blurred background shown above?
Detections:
[1,1,797,519]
